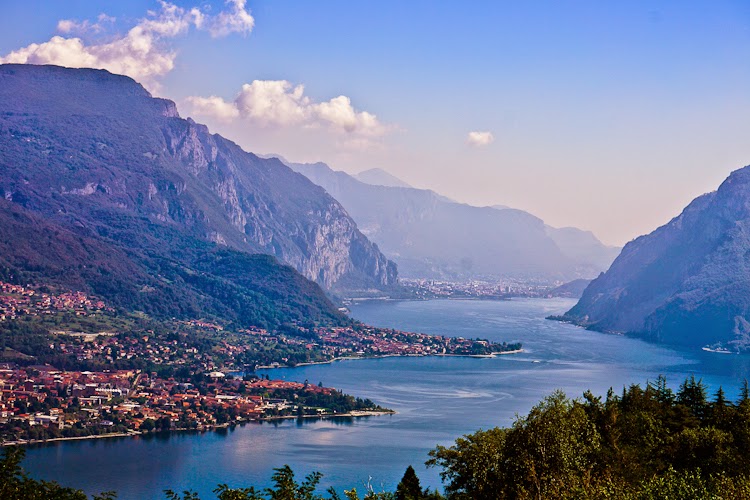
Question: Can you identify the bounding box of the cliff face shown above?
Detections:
[563,165,750,349]
[0,64,396,293]
[289,161,617,281]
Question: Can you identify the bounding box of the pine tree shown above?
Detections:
[396,466,424,500]
[739,379,750,408]
[677,375,708,420]
[709,386,736,429]
[650,374,674,404]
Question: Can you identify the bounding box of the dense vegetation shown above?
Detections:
[254,386,387,417]
[0,199,347,331]
[1,449,436,500]
[0,311,316,372]
[10,376,750,499]
[428,376,750,499]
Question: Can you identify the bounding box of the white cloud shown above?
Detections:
[185,95,241,122]
[56,19,81,34]
[467,131,494,147]
[207,0,255,38]
[57,13,116,35]
[0,1,254,89]
[235,80,311,126]
[186,79,391,138]
[316,95,387,136]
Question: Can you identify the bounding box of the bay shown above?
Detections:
[21,298,750,499]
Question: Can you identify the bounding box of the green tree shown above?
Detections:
[0,446,115,499]
[266,465,324,500]
[677,375,708,420]
[395,466,423,500]
[502,391,601,499]
[140,418,156,431]
[427,425,507,499]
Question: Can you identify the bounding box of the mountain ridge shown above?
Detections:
[354,168,412,188]
[286,160,618,281]
[560,164,750,349]
[0,64,397,295]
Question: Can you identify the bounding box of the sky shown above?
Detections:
[1,1,749,246]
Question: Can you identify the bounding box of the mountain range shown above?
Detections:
[0,64,399,327]
[286,161,619,282]
[354,168,413,188]
[561,164,750,350]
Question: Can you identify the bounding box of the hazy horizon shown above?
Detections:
[1,0,748,245]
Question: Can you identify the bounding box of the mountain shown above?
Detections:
[0,197,345,330]
[560,164,750,350]
[287,161,617,281]
[545,226,621,275]
[0,64,396,297]
[354,168,412,188]
[549,279,591,298]
[494,206,620,271]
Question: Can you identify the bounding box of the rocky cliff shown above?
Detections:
[562,164,750,349]
[0,64,396,294]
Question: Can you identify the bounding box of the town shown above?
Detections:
[0,281,522,373]
[396,277,566,300]
[0,280,522,444]
[0,363,391,445]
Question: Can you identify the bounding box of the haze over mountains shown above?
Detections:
[0,64,401,326]
[562,164,750,350]
[354,168,412,188]
[286,161,619,282]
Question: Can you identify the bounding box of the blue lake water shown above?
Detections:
[21,298,750,499]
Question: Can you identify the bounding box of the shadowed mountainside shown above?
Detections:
[561,164,750,349]
[0,64,396,296]
[0,64,405,327]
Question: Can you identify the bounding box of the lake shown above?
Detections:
[21,298,750,499]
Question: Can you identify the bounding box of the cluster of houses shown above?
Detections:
[399,278,552,298]
[51,333,212,368]
[0,281,109,321]
[313,325,498,357]
[0,363,340,444]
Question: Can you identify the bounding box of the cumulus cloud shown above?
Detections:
[185,95,241,122]
[467,131,494,147]
[0,1,254,88]
[207,0,255,38]
[186,79,391,138]
[235,80,311,126]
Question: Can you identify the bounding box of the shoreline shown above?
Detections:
[3,409,395,448]
[256,349,524,370]
[257,409,396,422]
[3,431,139,447]
[345,295,516,303]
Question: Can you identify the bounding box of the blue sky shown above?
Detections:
[1,1,749,245]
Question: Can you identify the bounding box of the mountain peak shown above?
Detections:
[354,168,412,188]
[0,63,179,118]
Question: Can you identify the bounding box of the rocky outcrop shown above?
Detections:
[561,164,750,349]
[0,64,396,293]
